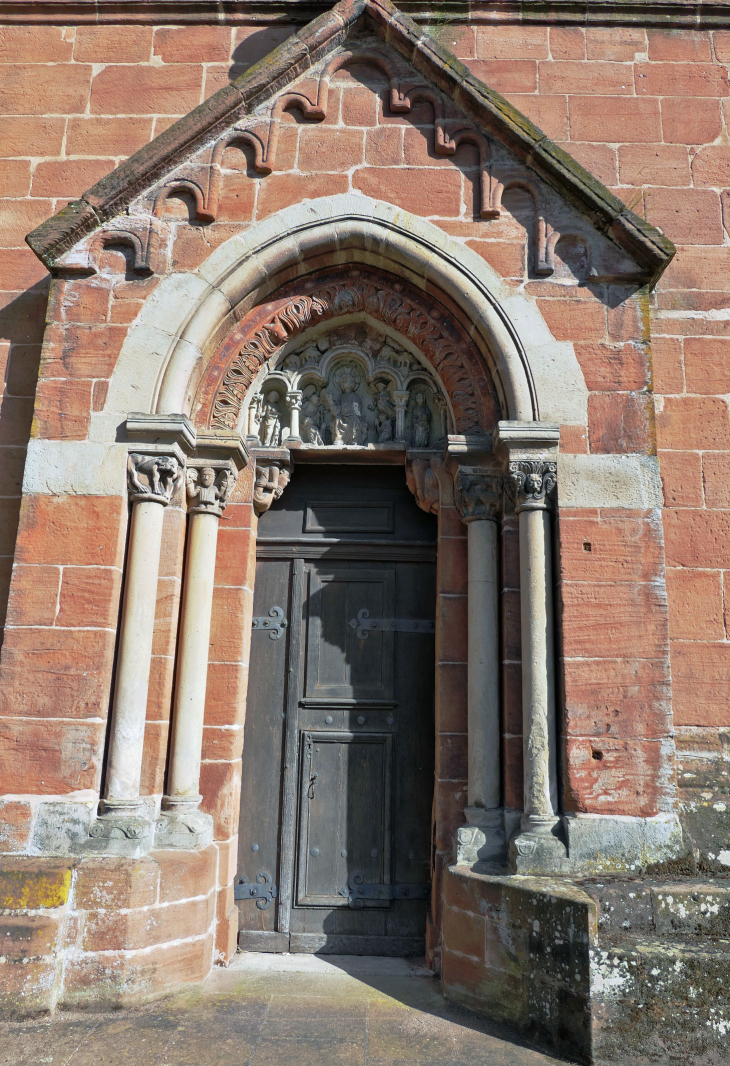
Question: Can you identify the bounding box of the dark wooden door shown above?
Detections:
[237,465,436,955]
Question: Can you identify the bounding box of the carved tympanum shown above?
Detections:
[127,453,182,504]
[196,268,500,439]
[239,318,453,450]
[454,470,502,522]
[507,460,557,509]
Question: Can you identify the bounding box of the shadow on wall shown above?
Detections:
[228,27,298,81]
[0,277,50,647]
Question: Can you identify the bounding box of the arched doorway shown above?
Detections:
[239,462,437,955]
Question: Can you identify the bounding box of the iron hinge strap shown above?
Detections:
[347,870,430,908]
[234,871,278,909]
[251,606,288,639]
[348,608,435,639]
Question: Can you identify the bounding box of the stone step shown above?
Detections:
[591,936,730,1061]
[582,877,730,942]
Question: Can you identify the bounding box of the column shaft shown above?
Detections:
[165,510,219,806]
[104,499,166,810]
[518,505,558,826]
[467,518,500,811]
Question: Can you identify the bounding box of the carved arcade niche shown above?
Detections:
[194,267,500,439]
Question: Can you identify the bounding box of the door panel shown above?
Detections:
[237,464,437,955]
[296,731,392,908]
[305,568,395,701]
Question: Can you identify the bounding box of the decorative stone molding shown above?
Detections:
[198,266,495,438]
[507,460,557,511]
[25,0,674,287]
[454,470,502,523]
[252,453,292,516]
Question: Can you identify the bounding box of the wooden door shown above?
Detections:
[237,465,436,955]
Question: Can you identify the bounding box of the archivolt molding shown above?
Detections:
[92,197,589,446]
[195,266,497,436]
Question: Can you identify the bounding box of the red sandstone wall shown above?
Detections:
[0,18,727,831]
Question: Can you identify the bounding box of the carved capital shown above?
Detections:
[253,459,292,516]
[454,469,502,523]
[507,460,557,511]
[186,465,236,517]
[127,452,182,505]
[285,390,303,412]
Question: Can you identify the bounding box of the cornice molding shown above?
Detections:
[25,0,675,285]
[3,0,730,26]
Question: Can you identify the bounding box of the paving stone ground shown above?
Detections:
[0,953,574,1066]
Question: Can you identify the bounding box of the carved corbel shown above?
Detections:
[253,456,292,516]
[405,457,441,515]
[453,469,502,523]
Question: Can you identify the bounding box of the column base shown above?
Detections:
[456,807,507,866]
[155,801,213,850]
[87,809,155,856]
[509,819,570,875]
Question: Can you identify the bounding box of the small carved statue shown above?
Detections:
[258,390,282,447]
[186,466,234,514]
[373,380,395,443]
[300,384,325,446]
[410,391,432,448]
[127,452,181,502]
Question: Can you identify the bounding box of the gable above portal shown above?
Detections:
[25,0,674,286]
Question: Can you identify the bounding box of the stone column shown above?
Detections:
[453,469,506,865]
[157,434,248,849]
[393,391,409,442]
[284,391,302,443]
[495,422,568,874]
[92,417,193,851]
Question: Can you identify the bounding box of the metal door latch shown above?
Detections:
[348,608,435,640]
[251,606,288,639]
[347,870,430,908]
[234,871,278,909]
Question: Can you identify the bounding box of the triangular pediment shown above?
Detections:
[26,0,674,285]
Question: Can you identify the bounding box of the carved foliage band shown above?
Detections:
[507,460,557,509]
[198,267,499,438]
[127,453,182,504]
[454,470,502,522]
